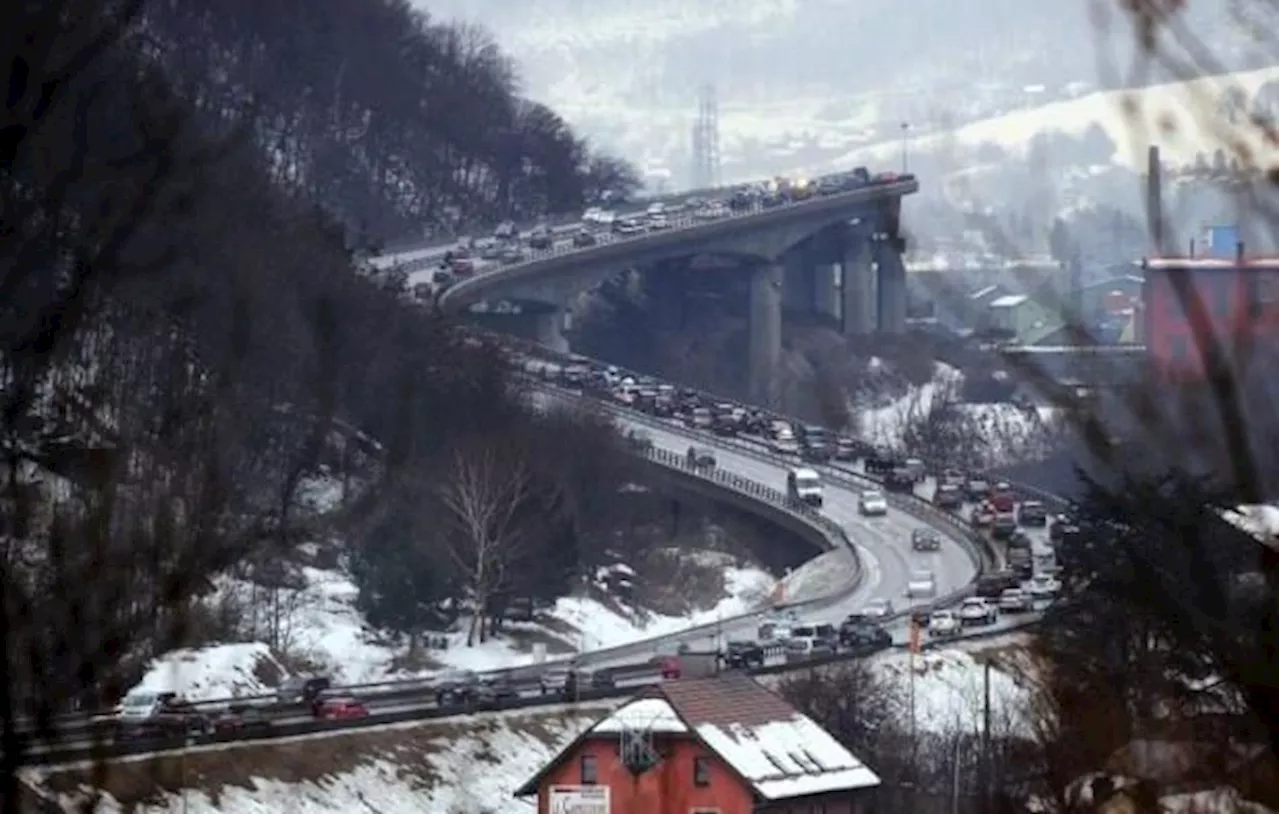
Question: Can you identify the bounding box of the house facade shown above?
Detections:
[1141,254,1278,379]
[515,674,880,814]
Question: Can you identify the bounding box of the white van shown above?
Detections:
[787,467,823,507]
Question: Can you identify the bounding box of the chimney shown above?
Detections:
[1147,145,1163,254]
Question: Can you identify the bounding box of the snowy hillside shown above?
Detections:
[30,646,1040,813]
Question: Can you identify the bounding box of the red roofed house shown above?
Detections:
[514,673,880,814]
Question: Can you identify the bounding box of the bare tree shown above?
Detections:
[438,440,532,645]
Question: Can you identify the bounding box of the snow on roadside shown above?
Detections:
[772,547,859,606]
[856,363,1060,467]
[869,648,1035,737]
[1223,504,1280,549]
[553,562,774,651]
[131,644,285,702]
[207,557,778,686]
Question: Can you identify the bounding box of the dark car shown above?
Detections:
[1017,500,1048,526]
[991,512,1018,540]
[572,228,596,248]
[933,483,963,510]
[839,619,892,651]
[277,675,331,706]
[723,640,765,669]
[884,468,916,493]
[211,704,273,739]
[475,677,520,709]
[974,570,1020,599]
[527,226,553,250]
[435,670,479,706]
[833,437,858,462]
[865,449,900,476]
[911,528,941,551]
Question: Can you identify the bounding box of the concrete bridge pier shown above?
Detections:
[814,263,840,321]
[533,308,569,354]
[782,252,815,315]
[842,235,876,336]
[748,261,783,408]
[873,238,907,335]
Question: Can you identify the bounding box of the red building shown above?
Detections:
[1141,253,1279,379]
[514,674,880,814]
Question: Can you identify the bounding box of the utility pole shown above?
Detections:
[900,122,910,173]
[980,660,993,807]
[691,84,721,190]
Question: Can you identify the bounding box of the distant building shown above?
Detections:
[514,674,881,814]
[987,293,1066,345]
[1140,249,1278,379]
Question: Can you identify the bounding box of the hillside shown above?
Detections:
[418,0,1276,187]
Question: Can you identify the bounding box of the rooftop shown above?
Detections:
[513,673,880,802]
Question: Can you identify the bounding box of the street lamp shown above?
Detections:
[900,122,910,174]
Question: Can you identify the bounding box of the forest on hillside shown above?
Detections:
[0,0,643,799]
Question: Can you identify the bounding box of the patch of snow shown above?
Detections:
[294,474,345,514]
[773,548,859,606]
[130,644,285,702]
[554,562,774,651]
[829,66,1279,175]
[207,556,776,685]
[1223,504,1280,548]
[697,715,880,800]
[1160,788,1275,814]
[869,648,1035,737]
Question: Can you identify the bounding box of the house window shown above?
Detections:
[579,754,598,785]
[693,756,711,787]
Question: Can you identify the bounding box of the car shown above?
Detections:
[934,483,963,509]
[572,228,597,248]
[958,597,998,626]
[812,624,840,651]
[493,220,517,240]
[1029,573,1061,597]
[115,691,209,739]
[539,666,572,695]
[927,610,961,637]
[965,478,991,501]
[686,445,716,469]
[527,226,553,250]
[906,569,937,598]
[1008,547,1034,580]
[991,512,1018,540]
[277,675,331,706]
[475,677,520,709]
[314,696,369,720]
[859,489,889,516]
[838,618,892,651]
[581,207,602,224]
[499,245,525,264]
[479,241,503,260]
[1007,529,1033,550]
[860,597,895,620]
[1018,500,1049,526]
[434,670,479,705]
[723,640,765,669]
[998,588,1033,613]
[211,704,273,738]
[911,528,941,552]
[974,570,1021,599]
[970,502,996,527]
[770,433,801,456]
[647,214,671,230]
[833,436,858,461]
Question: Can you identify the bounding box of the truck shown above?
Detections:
[787,467,823,507]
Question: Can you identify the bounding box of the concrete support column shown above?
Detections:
[814,263,840,321]
[781,252,815,314]
[841,235,876,336]
[874,239,907,335]
[533,309,569,354]
[748,262,783,408]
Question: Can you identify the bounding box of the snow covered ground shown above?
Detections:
[139,552,775,701]
[856,362,1061,468]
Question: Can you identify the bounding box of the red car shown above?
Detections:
[659,657,682,679]
[314,696,369,720]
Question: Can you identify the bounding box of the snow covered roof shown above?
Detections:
[1141,257,1279,271]
[697,716,880,800]
[513,674,880,801]
[1223,504,1280,550]
[589,698,687,734]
